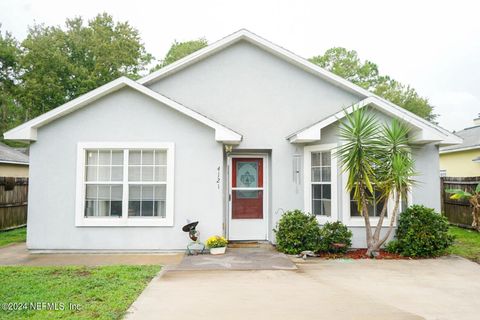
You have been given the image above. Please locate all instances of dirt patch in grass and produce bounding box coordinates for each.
[75,269,92,277]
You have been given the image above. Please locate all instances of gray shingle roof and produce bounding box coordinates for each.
[440,125,480,152]
[0,142,29,164]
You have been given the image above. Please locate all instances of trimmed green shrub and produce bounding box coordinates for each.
[318,221,352,253]
[385,239,400,253]
[386,205,454,257]
[274,210,321,254]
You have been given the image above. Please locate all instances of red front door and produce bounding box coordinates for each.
[231,158,263,219]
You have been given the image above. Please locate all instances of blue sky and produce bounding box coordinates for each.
[1,0,479,131]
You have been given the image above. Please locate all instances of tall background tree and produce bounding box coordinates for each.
[1,22,438,143]
[151,38,208,71]
[310,47,436,121]
[0,27,21,136]
[18,13,153,121]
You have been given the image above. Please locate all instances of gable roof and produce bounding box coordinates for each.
[287,96,462,146]
[3,29,460,148]
[440,125,480,153]
[0,142,29,165]
[138,29,372,98]
[3,77,242,144]
[139,29,460,147]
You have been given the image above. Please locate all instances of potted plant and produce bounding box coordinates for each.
[206,235,228,255]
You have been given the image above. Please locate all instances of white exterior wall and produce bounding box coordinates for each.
[26,40,443,250]
[304,119,441,248]
[148,40,362,241]
[27,88,224,250]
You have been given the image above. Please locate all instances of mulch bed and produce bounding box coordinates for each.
[317,249,409,260]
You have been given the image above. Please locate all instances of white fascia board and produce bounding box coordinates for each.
[0,160,29,165]
[139,29,460,147]
[440,145,480,154]
[4,77,128,141]
[138,31,245,85]
[374,95,460,142]
[368,97,461,145]
[288,97,459,145]
[289,129,321,144]
[138,29,373,98]
[4,77,242,144]
[128,80,242,143]
[288,98,372,143]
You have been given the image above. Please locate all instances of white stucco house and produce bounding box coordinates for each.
[4,30,461,251]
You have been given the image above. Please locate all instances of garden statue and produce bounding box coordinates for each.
[182,221,205,255]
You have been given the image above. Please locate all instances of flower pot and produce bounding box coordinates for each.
[210,246,226,255]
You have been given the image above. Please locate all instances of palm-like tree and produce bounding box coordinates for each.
[336,107,416,257]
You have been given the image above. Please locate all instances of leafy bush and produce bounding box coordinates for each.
[206,235,228,248]
[274,210,321,254]
[386,205,454,257]
[318,221,352,253]
[385,239,400,253]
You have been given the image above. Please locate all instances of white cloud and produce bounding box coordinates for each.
[432,91,479,131]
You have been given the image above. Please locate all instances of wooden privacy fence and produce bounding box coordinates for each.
[0,177,28,230]
[441,176,480,228]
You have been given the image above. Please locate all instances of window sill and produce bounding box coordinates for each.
[75,217,173,227]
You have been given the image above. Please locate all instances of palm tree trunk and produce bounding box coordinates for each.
[376,192,401,249]
[373,199,389,243]
[360,187,374,253]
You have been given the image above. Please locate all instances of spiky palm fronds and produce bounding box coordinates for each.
[335,107,381,213]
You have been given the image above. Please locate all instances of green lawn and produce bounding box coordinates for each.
[0,265,160,319]
[0,227,26,247]
[448,226,480,262]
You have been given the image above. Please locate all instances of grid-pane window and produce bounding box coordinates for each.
[128,185,166,217]
[84,150,124,217]
[85,184,123,217]
[84,148,168,219]
[128,150,167,182]
[311,151,331,216]
[350,188,386,217]
[128,150,167,217]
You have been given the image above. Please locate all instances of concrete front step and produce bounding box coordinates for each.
[227,241,273,249]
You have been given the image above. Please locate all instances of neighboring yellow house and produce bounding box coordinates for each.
[0,142,29,178]
[440,116,480,177]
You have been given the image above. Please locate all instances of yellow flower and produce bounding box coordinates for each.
[206,235,228,248]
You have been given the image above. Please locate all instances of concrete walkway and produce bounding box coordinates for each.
[0,243,183,266]
[176,247,297,270]
[126,256,480,320]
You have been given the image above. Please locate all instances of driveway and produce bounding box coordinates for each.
[126,256,480,320]
[0,243,183,266]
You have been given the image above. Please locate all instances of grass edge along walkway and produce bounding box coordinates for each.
[0,264,161,319]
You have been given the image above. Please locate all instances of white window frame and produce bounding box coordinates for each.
[304,143,338,224]
[75,142,174,227]
[341,170,412,227]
